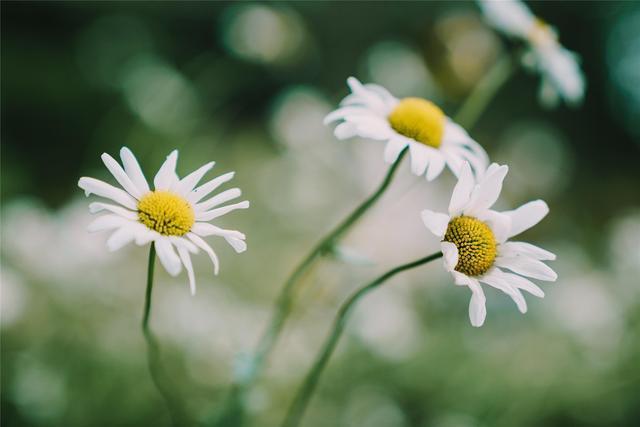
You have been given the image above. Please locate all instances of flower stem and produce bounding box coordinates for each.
[142,244,156,333]
[215,148,409,425]
[280,251,443,427]
[253,147,408,377]
[142,244,185,427]
[453,53,518,130]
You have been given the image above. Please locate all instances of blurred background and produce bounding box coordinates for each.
[2,1,640,426]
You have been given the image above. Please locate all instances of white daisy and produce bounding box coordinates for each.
[78,147,249,295]
[477,0,585,107]
[324,77,489,180]
[421,162,557,327]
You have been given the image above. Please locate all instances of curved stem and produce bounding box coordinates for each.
[281,251,443,427]
[251,147,409,382]
[214,148,409,426]
[453,53,518,130]
[142,244,185,427]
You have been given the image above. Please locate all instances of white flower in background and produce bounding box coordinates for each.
[78,147,249,294]
[421,162,557,327]
[477,0,586,107]
[324,77,489,181]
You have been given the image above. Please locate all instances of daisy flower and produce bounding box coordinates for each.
[477,0,585,107]
[324,77,489,180]
[421,162,557,327]
[78,147,249,295]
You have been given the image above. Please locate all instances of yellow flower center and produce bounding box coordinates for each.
[137,191,195,236]
[388,97,445,148]
[443,216,497,277]
[528,18,557,47]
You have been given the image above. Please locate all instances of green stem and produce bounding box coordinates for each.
[215,148,409,425]
[281,251,443,427]
[143,244,185,427]
[453,53,518,130]
[250,147,408,382]
[142,244,156,333]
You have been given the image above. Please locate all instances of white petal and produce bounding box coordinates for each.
[101,153,143,199]
[195,188,242,212]
[153,150,179,191]
[452,270,473,286]
[176,161,215,196]
[176,245,196,295]
[500,241,556,261]
[478,0,535,38]
[186,233,220,275]
[120,147,150,194]
[421,210,450,238]
[78,177,138,210]
[467,280,487,327]
[408,143,430,176]
[324,106,377,125]
[441,242,459,272]
[512,288,528,313]
[446,145,489,180]
[106,226,136,252]
[363,83,398,104]
[495,255,557,282]
[477,210,511,243]
[224,236,247,253]
[155,238,182,277]
[535,45,585,106]
[188,172,235,204]
[504,200,549,238]
[448,162,475,216]
[89,202,138,220]
[442,150,464,179]
[425,151,446,181]
[196,201,250,222]
[334,122,359,140]
[169,236,199,254]
[192,222,246,240]
[464,163,508,215]
[383,139,407,164]
[443,121,489,174]
[442,119,471,142]
[480,269,527,313]
[346,116,393,138]
[87,214,129,232]
[130,223,157,246]
[346,77,388,113]
[500,271,545,298]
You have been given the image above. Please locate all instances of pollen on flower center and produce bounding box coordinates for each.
[444,216,497,277]
[137,191,195,236]
[388,97,445,148]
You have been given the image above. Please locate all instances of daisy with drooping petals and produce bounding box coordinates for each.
[421,162,557,327]
[324,77,489,180]
[78,147,249,295]
[477,0,585,107]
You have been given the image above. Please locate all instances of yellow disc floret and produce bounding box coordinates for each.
[388,97,445,148]
[137,191,195,236]
[443,216,497,277]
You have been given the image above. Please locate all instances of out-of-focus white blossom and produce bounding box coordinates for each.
[478,0,586,107]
